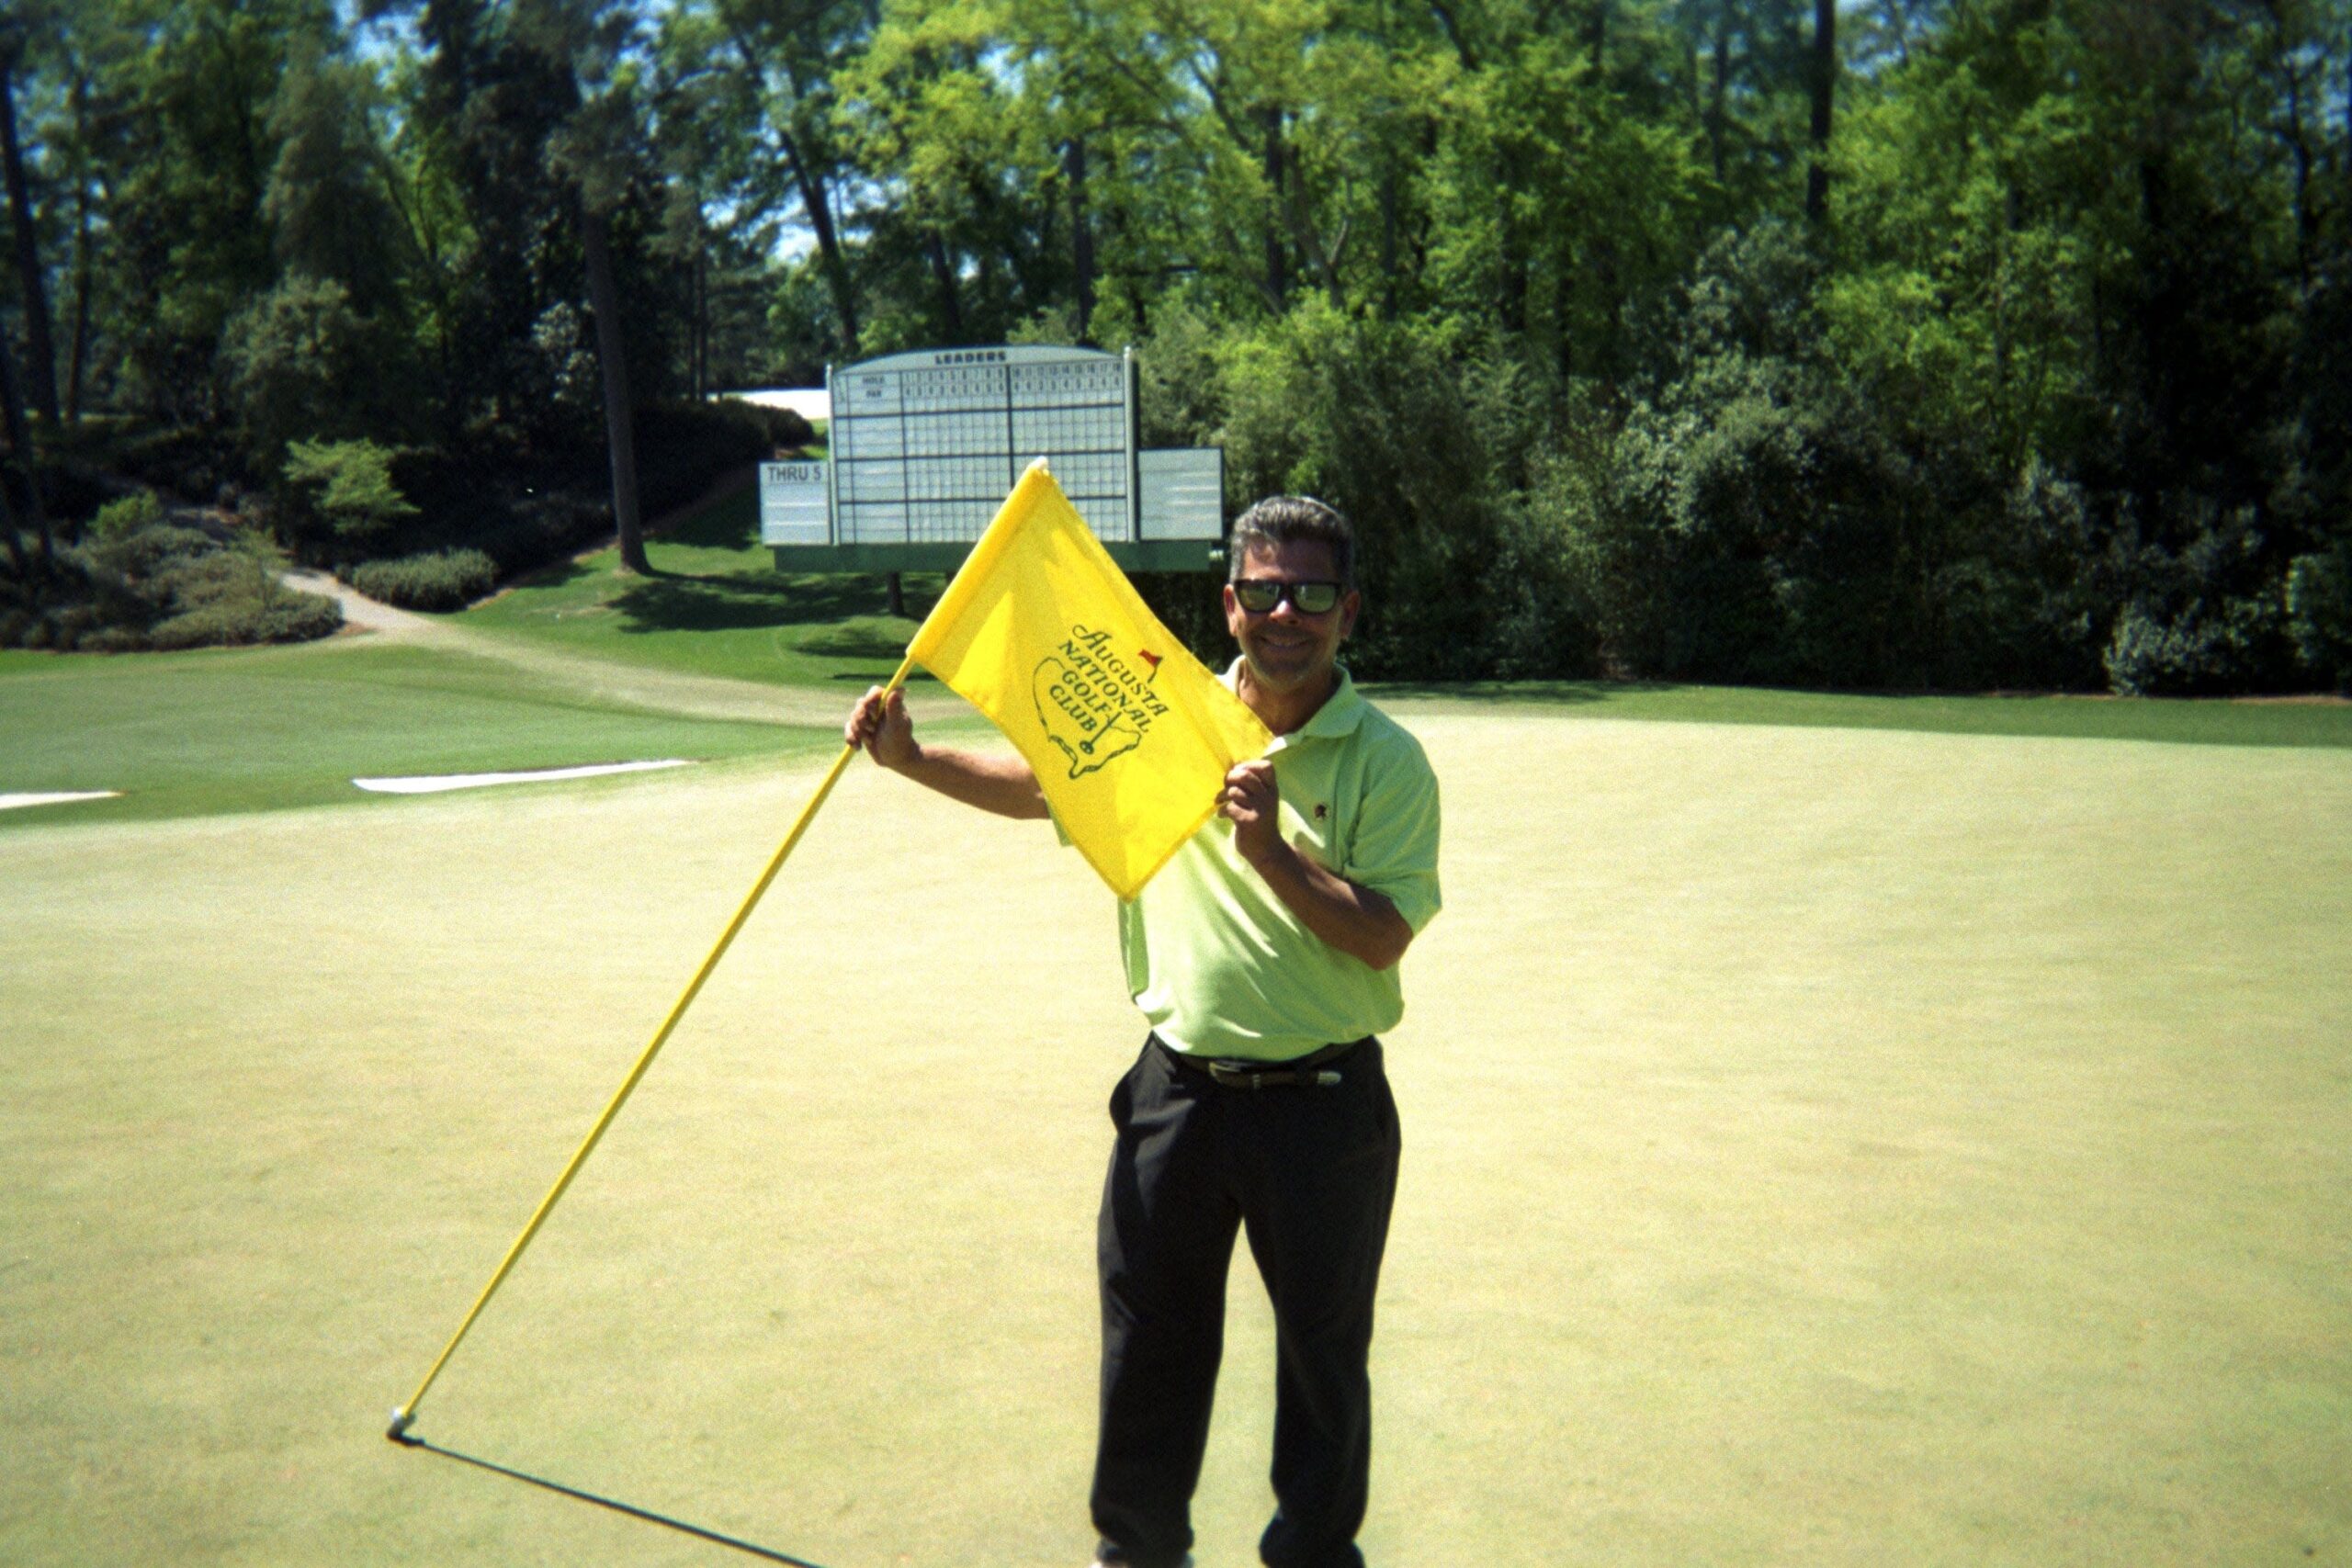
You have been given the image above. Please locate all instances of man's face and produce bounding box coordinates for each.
[1223,538,1360,696]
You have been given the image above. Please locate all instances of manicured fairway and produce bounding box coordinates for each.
[0,637,970,828]
[3,709,2346,1566]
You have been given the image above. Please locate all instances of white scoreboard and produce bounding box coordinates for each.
[758,345,1224,565]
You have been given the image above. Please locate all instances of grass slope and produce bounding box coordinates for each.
[458,485,944,690]
[2,720,2346,1565]
[0,640,831,827]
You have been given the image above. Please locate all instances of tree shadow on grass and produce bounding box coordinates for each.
[608,571,921,637]
[392,1430,832,1567]
[1366,679,1686,705]
[655,483,760,549]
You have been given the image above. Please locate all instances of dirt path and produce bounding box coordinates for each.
[278,568,960,729]
[282,569,433,636]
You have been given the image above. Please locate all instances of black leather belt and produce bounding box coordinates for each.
[1154,1034,1369,1090]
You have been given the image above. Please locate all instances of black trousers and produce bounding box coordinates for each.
[1091,1034,1401,1568]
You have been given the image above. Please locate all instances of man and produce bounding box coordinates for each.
[844,496,1441,1568]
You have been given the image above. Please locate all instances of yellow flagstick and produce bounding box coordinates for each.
[388,651,921,1442]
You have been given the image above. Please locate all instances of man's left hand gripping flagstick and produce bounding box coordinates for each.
[386,647,923,1444]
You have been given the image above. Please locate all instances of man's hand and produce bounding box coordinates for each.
[1218,760,1287,869]
[843,686,1049,819]
[846,686,919,772]
[1219,757,1415,971]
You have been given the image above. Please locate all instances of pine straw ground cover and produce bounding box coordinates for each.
[2,712,2347,1567]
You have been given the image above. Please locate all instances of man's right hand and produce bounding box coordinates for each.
[846,686,919,771]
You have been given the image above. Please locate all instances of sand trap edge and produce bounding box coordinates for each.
[352,760,694,795]
[0,791,124,812]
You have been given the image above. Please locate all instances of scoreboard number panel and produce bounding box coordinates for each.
[828,346,1137,546]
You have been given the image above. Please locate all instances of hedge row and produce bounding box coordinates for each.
[345,548,498,612]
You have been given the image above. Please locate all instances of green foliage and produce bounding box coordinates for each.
[3,512,343,652]
[145,550,348,650]
[2286,543,2352,693]
[1166,297,1590,680]
[6,0,2344,690]
[88,492,166,545]
[634,399,806,519]
[220,277,390,466]
[276,438,420,555]
[346,548,499,613]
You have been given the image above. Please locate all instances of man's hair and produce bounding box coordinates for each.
[1228,495,1355,587]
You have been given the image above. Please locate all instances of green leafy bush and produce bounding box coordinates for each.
[2286,543,2352,692]
[3,512,343,651]
[1204,299,1589,680]
[347,548,498,611]
[277,438,418,554]
[88,491,166,543]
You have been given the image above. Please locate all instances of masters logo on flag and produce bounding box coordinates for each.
[1034,628,1170,778]
[906,461,1270,898]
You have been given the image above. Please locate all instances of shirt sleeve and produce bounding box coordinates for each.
[1343,732,1442,934]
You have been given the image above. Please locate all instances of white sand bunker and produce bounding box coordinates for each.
[0,791,123,812]
[354,760,692,795]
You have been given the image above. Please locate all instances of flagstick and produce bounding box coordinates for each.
[390,652,921,1441]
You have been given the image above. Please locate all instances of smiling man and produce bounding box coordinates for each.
[845,495,1442,1568]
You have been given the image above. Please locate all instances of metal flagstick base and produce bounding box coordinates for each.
[388,653,919,1441]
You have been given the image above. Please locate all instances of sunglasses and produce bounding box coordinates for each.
[1231,578,1344,615]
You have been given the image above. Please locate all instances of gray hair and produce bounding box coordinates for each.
[1228,495,1355,587]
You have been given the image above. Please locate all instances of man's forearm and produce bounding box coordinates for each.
[1246,843,1414,971]
[890,744,1051,820]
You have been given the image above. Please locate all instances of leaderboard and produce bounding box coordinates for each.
[829,347,1136,545]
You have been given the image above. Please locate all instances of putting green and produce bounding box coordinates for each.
[1,714,2346,1565]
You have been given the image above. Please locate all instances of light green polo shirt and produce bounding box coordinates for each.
[1119,661,1442,1062]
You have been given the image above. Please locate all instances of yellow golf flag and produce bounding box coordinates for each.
[907,460,1271,899]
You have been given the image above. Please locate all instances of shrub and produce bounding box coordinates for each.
[347,548,498,611]
[147,534,345,649]
[3,521,343,652]
[149,589,344,649]
[277,438,418,554]
[88,491,166,544]
[76,625,151,653]
[84,521,217,584]
[2103,595,2290,697]
[2286,541,2352,692]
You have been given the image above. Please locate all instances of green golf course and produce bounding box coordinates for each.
[3,518,2347,1566]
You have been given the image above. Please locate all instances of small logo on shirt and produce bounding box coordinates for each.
[1314,802,1329,820]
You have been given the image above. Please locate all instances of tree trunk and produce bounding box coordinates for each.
[777,124,861,358]
[1066,136,1095,344]
[0,457,27,580]
[1261,107,1289,308]
[65,169,91,422]
[0,313,25,572]
[0,326,50,561]
[924,230,965,339]
[886,571,906,617]
[581,202,649,575]
[1498,152,1528,336]
[1805,0,1836,223]
[730,32,862,358]
[1709,6,1730,186]
[0,50,59,427]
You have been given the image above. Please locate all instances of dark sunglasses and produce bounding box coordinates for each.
[1231,578,1343,615]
